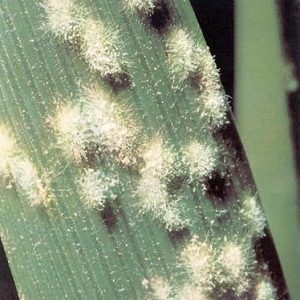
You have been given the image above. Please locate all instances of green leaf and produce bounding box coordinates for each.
[0,0,288,299]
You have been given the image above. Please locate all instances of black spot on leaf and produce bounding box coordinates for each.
[100,202,117,234]
[206,170,227,200]
[148,2,172,32]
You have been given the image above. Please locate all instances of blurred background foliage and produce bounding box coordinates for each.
[1,0,299,298]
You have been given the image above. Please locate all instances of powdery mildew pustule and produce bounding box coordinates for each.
[255,278,277,300]
[197,88,228,130]
[218,242,255,297]
[42,1,128,80]
[174,284,207,300]
[181,236,259,298]
[84,87,140,167]
[52,103,88,163]
[78,168,118,210]
[161,200,188,232]
[124,0,158,15]
[0,125,18,178]
[52,88,140,166]
[10,158,51,207]
[165,28,228,128]
[148,276,171,300]
[137,174,187,231]
[166,28,203,82]
[81,18,127,78]
[195,51,229,129]
[137,138,187,231]
[137,175,168,214]
[42,0,85,41]
[183,140,218,183]
[240,194,267,239]
[0,125,50,206]
[141,137,175,179]
[180,235,216,293]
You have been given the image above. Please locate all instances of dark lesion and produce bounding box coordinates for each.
[167,227,190,246]
[147,1,173,33]
[99,202,118,234]
[105,72,132,92]
[205,170,228,201]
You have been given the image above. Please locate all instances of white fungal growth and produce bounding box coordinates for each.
[182,237,256,297]
[197,89,228,129]
[141,138,175,179]
[42,2,127,78]
[218,242,253,296]
[124,0,157,14]
[53,103,88,163]
[0,125,18,178]
[255,278,277,300]
[181,236,216,292]
[148,276,171,300]
[222,243,245,278]
[52,88,139,166]
[196,51,229,129]
[162,200,188,232]
[78,168,118,210]
[165,28,228,128]
[81,18,125,77]
[84,87,140,166]
[166,28,203,82]
[183,141,217,182]
[137,138,187,231]
[138,175,168,212]
[137,175,187,231]
[175,284,207,300]
[241,195,267,239]
[42,0,84,41]
[0,125,50,206]
[10,158,50,207]
[199,92,228,127]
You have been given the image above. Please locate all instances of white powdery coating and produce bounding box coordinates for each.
[78,168,118,210]
[255,279,277,300]
[0,125,50,206]
[167,30,228,130]
[0,125,18,178]
[162,200,188,232]
[196,52,229,129]
[198,90,228,129]
[181,236,216,292]
[183,239,255,297]
[222,244,245,278]
[125,0,157,14]
[10,158,50,206]
[218,243,252,296]
[85,88,139,166]
[42,0,83,40]
[53,104,89,163]
[53,88,139,166]
[137,138,187,231]
[184,141,217,181]
[141,138,175,179]
[138,175,168,212]
[166,28,203,81]
[175,284,207,300]
[81,19,124,77]
[149,276,171,300]
[137,175,187,231]
[165,28,228,128]
[241,195,266,238]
